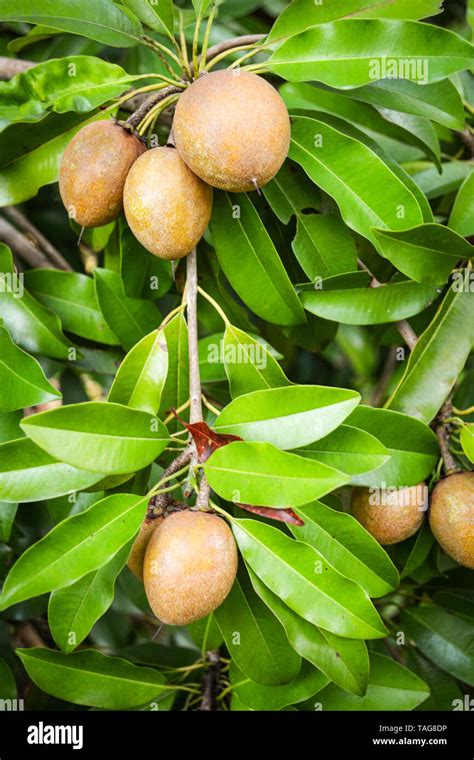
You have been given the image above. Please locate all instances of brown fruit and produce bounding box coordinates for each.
[123,147,213,260]
[127,516,162,580]
[173,70,291,192]
[59,120,145,227]
[143,510,238,625]
[351,484,427,545]
[429,471,474,569]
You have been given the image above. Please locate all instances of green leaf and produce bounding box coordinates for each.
[123,0,174,35]
[400,521,435,579]
[262,161,319,225]
[402,606,474,686]
[0,0,142,47]
[108,329,168,415]
[0,659,16,699]
[17,648,169,709]
[461,424,474,463]
[214,385,360,449]
[289,116,424,247]
[413,162,472,200]
[0,110,109,205]
[268,0,444,42]
[408,650,464,711]
[0,245,72,359]
[49,545,130,653]
[120,226,172,301]
[292,213,358,281]
[289,501,399,597]
[223,324,290,397]
[25,269,119,345]
[0,325,61,412]
[232,660,328,711]
[94,268,161,351]
[192,0,212,16]
[204,441,349,508]
[449,172,474,238]
[214,573,301,686]
[232,518,387,639]
[300,274,436,326]
[296,424,390,479]
[316,653,429,710]
[158,312,188,420]
[0,502,17,542]
[0,56,135,130]
[347,406,439,487]
[387,282,474,422]
[210,192,306,327]
[0,493,147,608]
[345,78,465,131]
[248,568,369,695]
[372,224,473,284]
[0,438,103,503]
[269,21,474,87]
[21,402,169,475]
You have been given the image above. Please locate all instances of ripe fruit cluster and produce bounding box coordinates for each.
[128,510,238,625]
[59,70,290,260]
[351,473,474,569]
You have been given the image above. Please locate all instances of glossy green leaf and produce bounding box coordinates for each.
[316,653,429,710]
[0,502,17,542]
[17,648,170,709]
[21,402,169,474]
[120,226,173,301]
[25,269,119,345]
[449,172,474,238]
[205,441,349,508]
[214,573,301,686]
[402,606,474,686]
[387,282,474,422]
[0,438,103,503]
[296,424,389,478]
[400,521,435,579]
[345,77,465,131]
[461,424,474,463]
[293,213,358,281]
[0,325,61,412]
[249,568,369,695]
[210,192,306,327]
[347,406,439,487]
[408,650,463,711]
[268,0,444,42]
[232,660,328,711]
[214,385,360,449]
[289,117,424,247]
[94,268,161,351]
[269,21,474,87]
[262,161,319,224]
[0,110,109,205]
[301,274,436,325]
[108,329,168,415]
[0,0,142,47]
[0,493,147,608]
[373,224,473,284]
[413,162,472,199]
[223,324,289,397]
[0,245,72,359]
[289,501,399,597]
[123,0,174,35]
[232,518,387,639]
[0,659,16,699]
[49,545,130,653]
[158,312,188,420]
[0,56,135,129]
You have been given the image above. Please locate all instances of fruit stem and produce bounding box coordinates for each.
[228,46,268,69]
[198,0,219,76]
[192,12,203,80]
[178,10,192,80]
[197,285,230,326]
[126,85,183,130]
[136,93,180,136]
[148,463,192,497]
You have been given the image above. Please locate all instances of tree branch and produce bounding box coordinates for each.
[186,248,203,425]
[199,650,221,711]
[361,260,419,351]
[0,216,51,268]
[125,85,182,130]
[435,398,462,476]
[3,206,72,271]
[0,55,35,80]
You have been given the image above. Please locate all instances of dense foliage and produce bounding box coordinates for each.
[0,0,473,712]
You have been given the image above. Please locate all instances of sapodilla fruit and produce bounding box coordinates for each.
[59,120,145,227]
[127,516,162,580]
[123,146,213,260]
[429,471,474,569]
[173,70,291,192]
[351,484,427,545]
[143,510,238,625]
